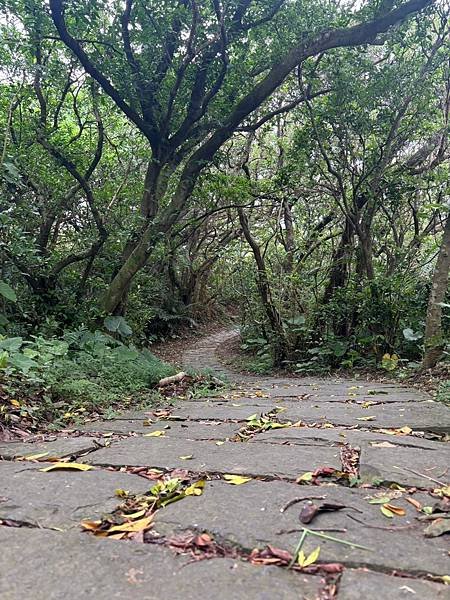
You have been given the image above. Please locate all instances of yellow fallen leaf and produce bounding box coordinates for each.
[108,532,127,540]
[398,426,412,435]
[80,520,102,531]
[441,576,450,585]
[434,486,450,498]
[185,480,205,496]
[322,423,334,429]
[223,474,252,485]
[361,401,376,408]
[108,515,153,533]
[115,489,129,497]
[124,509,147,520]
[356,416,376,421]
[40,462,93,472]
[18,452,50,461]
[296,472,313,483]
[298,546,321,567]
[10,399,21,407]
[179,455,193,460]
[144,430,166,437]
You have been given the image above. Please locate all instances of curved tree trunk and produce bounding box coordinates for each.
[422,212,450,370]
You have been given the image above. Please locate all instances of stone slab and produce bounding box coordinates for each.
[248,427,449,487]
[0,461,150,528]
[140,399,450,433]
[338,569,450,599]
[361,446,450,488]
[155,480,450,576]
[0,436,103,461]
[0,528,321,600]
[250,426,445,451]
[79,420,240,440]
[86,436,340,478]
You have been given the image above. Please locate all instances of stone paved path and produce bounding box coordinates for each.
[1,330,450,599]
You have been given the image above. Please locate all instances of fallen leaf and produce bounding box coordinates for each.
[356,416,376,421]
[434,486,450,498]
[369,497,392,505]
[380,506,394,518]
[223,474,252,485]
[108,515,153,533]
[144,430,166,437]
[299,503,320,524]
[40,462,93,472]
[18,452,50,461]
[361,401,377,408]
[80,520,102,531]
[115,489,129,497]
[298,546,321,568]
[383,503,406,516]
[184,480,205,496]
[370,441,397,448]
[322,423,335,429]
[179,455,193,460]
[124,509,147,520]
[10,399,21,408]
[406,498,422,511]
[296,472,313,483]
[398,426,412,435]
[215,441,225,446]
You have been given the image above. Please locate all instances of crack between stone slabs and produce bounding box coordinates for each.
[0,518,68,533]
[93,463,434,493]
[248,438,442,451]
[0,441,118,464]
[105,415,450,439]
[149,522,449,583]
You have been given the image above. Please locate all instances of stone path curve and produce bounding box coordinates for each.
[1,329,450,599]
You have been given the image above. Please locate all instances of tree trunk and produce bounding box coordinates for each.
[238,208,289,364]
[422,212,450,370]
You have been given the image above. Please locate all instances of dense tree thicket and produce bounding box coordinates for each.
[1,0,449,391]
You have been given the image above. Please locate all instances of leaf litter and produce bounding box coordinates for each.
[80,475,205,541]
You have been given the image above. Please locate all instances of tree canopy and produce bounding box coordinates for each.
[1,0,449,382]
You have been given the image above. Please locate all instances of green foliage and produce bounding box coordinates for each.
[0,329,175,430]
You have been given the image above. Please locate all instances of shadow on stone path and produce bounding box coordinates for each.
[1,329,450,599]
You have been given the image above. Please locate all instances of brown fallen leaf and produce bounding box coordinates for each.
[406,498,422,511]
[383,503,406,516]
[299,503,320,524]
